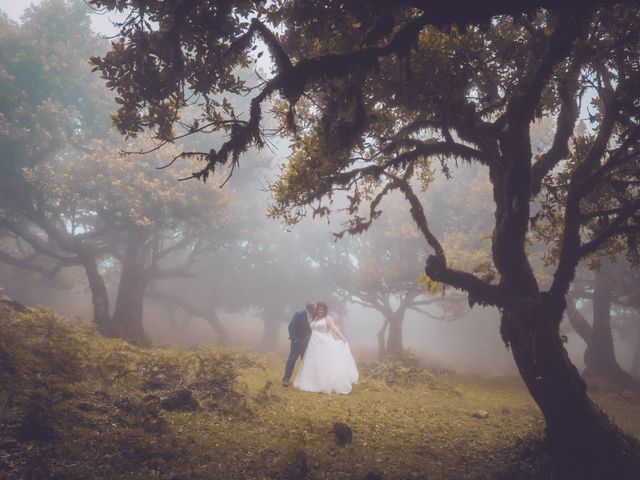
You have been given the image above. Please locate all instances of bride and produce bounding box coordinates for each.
[293,302,359,394]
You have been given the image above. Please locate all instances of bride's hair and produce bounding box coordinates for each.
[316,302,328,314]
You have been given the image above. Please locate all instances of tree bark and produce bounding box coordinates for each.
[377,319,389,359]
[111,228,150,343]
[81,255,113,336]
[386,314,404,356]
[491,130,638,471]
[501,296,630,455]
[583,268,629,380]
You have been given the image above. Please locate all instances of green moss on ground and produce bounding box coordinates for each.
[1,301,639,479]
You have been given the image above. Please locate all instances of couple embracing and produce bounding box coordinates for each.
[282,302,359,394]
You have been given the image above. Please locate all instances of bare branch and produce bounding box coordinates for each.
[500,11,588,127]
[549,89,620,299]
[530,58,582,196]
[388,171,504,307]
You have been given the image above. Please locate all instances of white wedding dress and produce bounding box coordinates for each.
[293,315,359,394]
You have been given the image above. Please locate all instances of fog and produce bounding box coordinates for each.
[1,0,638,382]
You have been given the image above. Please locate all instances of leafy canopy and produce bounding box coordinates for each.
[90,1,640,311]
[0,0,111,175]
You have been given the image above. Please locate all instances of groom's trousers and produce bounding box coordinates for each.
[283,339,306,382]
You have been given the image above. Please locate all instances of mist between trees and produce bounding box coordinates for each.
[0,0,515,373]
[2,0,640,476]
[2,0,637,378]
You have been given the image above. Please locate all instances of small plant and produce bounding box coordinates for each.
[360,350,446,387]
[187,352,252,417]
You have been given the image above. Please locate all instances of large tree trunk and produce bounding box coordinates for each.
[583,268,629,380]
[386,314,404,356]
[503,298,606,437]
[377,320,389,359]
[112,229,150,343]
[501,294,638,475]
[492,133,638,473]
[81,255,113,336]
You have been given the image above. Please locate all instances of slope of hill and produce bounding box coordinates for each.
[1,297,639,479]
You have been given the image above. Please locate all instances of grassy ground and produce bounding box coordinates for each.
[1,301,640,479]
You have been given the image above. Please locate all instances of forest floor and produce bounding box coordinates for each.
[1,301,640,480]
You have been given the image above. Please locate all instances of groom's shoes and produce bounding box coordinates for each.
[282,380,289,387]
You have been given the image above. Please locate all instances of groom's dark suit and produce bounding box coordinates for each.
[282,308,312,384]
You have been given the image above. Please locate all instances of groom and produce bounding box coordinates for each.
[282,302,316,387]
